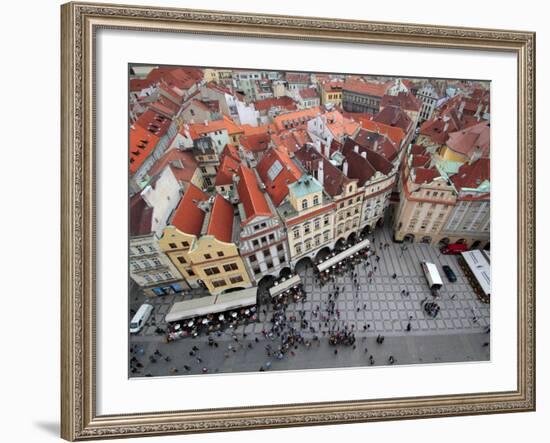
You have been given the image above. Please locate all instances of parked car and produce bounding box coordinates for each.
[442,265,457,283]
[440,243,468,255]
[130,304,153,334]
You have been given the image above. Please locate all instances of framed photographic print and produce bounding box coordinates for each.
[61,1,536,440]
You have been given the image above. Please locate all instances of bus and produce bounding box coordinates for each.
[420,261,443,293]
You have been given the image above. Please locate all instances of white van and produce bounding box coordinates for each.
[130,304,153,334]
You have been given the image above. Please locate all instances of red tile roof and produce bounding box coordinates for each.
[215,154,240,187]
[419,114,462,145]
[451,158,490,191]
[270,130,311,154]
[129,124,160,174]
[353,129,399,162]
[372,106,412,133]
[286,73,310,83]
[411,154,430,168]
[343,79,390,97]
[446,121,490,159]
[147,67,203,91]
[254,96,297,112]
[147,148,198,182]
[322,81,344,93]
[237,164,272,225]
[207,194,235,243]
[412,167,439,185]
[273,107,320,131]
[134,109,171,137]
[381,92,421,112]
[359,119,405,146]
[171,184,208,236]
[240,133,271,153]
[299,88,319,99]
[257,146,303,206]
[188,115,243,139]
[294,146,350,197]
[221,143,240,162]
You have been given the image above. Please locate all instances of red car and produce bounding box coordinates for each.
[440,243,468,255]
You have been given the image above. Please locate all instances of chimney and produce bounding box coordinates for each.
[318,160,324,186]
[354,145,359,153]
[469,146,482,164]
[343,160,349,176]
[361,151,367,159]
[373,139,379,151]
[204,120,209,126]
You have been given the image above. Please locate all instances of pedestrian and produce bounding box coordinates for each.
[388,355,395,364]
[406,323,411,332]
[392,273,397,279]
[334,349,338,355]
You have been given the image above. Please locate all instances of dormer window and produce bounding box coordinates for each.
[302,199,308,210]
[313,195,319,206]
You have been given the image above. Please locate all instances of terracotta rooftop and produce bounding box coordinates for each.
[257,146,303,206]
[359,119,405,146]
[381,92,421,112]
[324,111,361,140]
[270,129,311,154]
[446,121,490,159]
[215,154,241,187]
[240,132,271,153]
[353,129,399,162]
[299,88,319,99]
[147,148,198,183]
[286,73,310,83]
[187,115,243,139]
[372,106,412,133]
[134,109,171,138]
[412,167,440,185]
[254,96,297,112]
[341,139,394,186]
[129,124,160,174]
[419,113,462,145]
[237,164,272,225]
[170,184,209,236]
[294,145,351,197]
[273,107,320,131]
[450,158,490,191]
[322,81,344,93]
[343,79,390,97]
[207,194,235,243]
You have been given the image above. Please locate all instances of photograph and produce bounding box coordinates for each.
[127,66,491,378]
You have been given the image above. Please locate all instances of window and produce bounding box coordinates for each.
[217,251,224,257]
[252,239,259,247]
[223,263,239,272]
[144,275,153,283]
[204,254,212,260]
[261,223,267,228]
[304,223,311,234]
[323,231,330,241]
[177,256,186,264]
[163,272,172,280]
[302,199,308,210]
[249,254,257,263]
[305,240,312,250]
[212,279,226,288]
[266,262,274,270]
[324,216,329,226]
[181,241,189,248]
[293,229,300,239]
[295,243,303,254]
[268,233,275,241]
[187,269,195,276]
[253,267,261,274]
[314,219,321,230]
[169,243,177,249]
[277,244,284,252]
[230,275,244,284]
[204,267,221,276]
[263,249,271,257]
[313,195,319,206]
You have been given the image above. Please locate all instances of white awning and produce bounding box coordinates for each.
[213,287,258,312]
[269,274,302,297]
[165,287,258,323]
[461,250,491,296]
[165,296,217,323]
[317,239,370,272]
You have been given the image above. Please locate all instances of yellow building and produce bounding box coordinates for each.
[160,187,252,295]
[321,81,343,107]
[187,194,251,295]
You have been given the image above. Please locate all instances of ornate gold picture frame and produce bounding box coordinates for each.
[61,1,535,440]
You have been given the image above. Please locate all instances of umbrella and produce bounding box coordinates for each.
[174,324,181,330]
[187,320,194,327]
[218,314,225,321]
[231,312,238,318]
[245,309,250,315]
[202,318,209,324]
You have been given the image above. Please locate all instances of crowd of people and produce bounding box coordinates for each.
[315,237,371,285]
[167,305,258,341]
